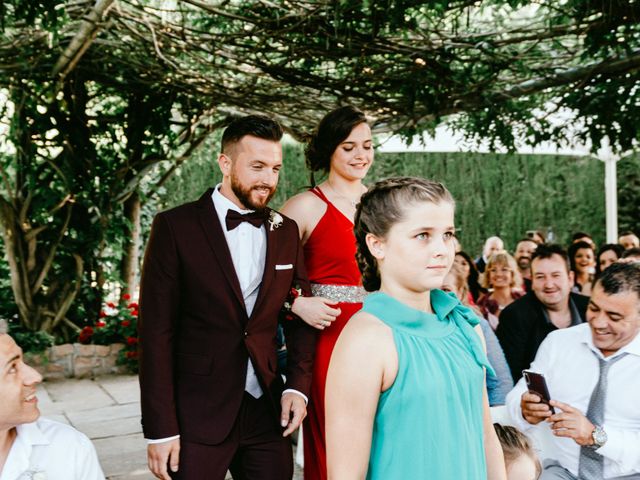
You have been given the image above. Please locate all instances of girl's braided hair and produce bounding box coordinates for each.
[354,176,454,292]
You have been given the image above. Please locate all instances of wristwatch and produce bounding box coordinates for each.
[591,425,608,449]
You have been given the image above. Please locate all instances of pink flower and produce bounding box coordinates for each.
[99,311,107,318]
[126,336,138,346]
[123,293,131,301]
[107,302,116,308]
[120,320,131,327]
[96,320,106,328]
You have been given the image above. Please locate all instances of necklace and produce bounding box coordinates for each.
[325,180,360,208]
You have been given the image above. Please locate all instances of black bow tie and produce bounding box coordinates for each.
[225,209,267,231]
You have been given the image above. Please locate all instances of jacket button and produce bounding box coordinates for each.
[244,331,248,337]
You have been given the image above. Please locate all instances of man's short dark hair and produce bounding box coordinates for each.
[221,115,283,154]
[571,231,592,242]
[517,238,538,247]
[531,243,570,272]
[621,247,640,259]
[619,230,637,237]
[597,262,640,303]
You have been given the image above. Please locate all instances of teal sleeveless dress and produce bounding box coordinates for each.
[364,290,493,480]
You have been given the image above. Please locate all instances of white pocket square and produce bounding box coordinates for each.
[275,264,293,270]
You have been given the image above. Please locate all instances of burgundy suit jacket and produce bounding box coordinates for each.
[138,189,317,444]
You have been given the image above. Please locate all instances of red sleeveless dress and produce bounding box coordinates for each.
[303,187,363,480]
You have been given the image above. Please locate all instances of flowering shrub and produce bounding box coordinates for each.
[78,293,139,373]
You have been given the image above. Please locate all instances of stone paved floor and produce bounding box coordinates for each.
[37,375,303,480]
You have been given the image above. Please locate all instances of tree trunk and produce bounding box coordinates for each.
[120,191,141,297]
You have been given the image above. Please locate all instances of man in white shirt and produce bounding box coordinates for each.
[0,332,105,480]
[506,261,640,479]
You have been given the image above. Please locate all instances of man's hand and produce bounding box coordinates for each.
[547,399,595,446]
[291,296,341,330]
[148,439,180,480]
[281,391,307,437]
[521,391,553,425]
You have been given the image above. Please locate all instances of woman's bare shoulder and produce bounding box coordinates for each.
[282,189,323,209]
[281,190,327,239]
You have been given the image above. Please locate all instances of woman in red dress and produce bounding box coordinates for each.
[281,106,373,480]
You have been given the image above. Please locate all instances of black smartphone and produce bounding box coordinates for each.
[522,370,555,414]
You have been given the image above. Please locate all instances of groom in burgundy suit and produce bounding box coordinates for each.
[139,115,319,479]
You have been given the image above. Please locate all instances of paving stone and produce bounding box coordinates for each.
[42,378,114,411]
[74,415,142,440]
[36,383,65,416]
[41,413,70,425]
[95,345,111,357]
[93,433,149,478]
[66,402,140,425]
[107,469,155,480]
[51,343,74,357]
[96,374,140,404]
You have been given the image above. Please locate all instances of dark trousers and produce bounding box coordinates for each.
[171,393,293,480]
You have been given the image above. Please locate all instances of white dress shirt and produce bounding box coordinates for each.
[506,323,640,478]
[212,185,267,399]
[0,418,105,480]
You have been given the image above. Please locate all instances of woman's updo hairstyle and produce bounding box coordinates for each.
[305,106,368,185]
[354,176,454,292]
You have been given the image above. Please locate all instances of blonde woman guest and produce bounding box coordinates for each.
[281,106,372,480]
[325,177,506,480]
[477,251,524,330]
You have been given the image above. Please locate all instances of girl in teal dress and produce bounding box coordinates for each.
[325,177,507,480]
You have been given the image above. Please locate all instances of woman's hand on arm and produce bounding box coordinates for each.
[325,313,395,480]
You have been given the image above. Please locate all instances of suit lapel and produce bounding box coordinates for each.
[251,211,278,320]
[196,189,245,310]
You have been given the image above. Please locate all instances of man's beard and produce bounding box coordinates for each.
[230,174,276,212]
[517,258,530,270]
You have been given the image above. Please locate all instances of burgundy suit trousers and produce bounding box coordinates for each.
[170,393,294,480]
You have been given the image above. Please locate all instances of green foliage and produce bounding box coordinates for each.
[8,322,54,354]
[1,0,638,338]
[617,154,640,235]
[372,151,605,254]
[158,135,221,210]
[157,141,606,256]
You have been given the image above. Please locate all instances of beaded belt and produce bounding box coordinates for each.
[310,284,368,304]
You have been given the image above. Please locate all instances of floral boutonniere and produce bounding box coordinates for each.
[268,211,283,231]
[19,469,46,480]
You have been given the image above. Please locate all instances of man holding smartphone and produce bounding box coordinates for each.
[505,261,640,479]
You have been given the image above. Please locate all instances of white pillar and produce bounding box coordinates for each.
[598,138,619,244]
[604,156,618,244]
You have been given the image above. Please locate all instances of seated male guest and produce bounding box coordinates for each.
[0,332,105,479]
[506,262,640,479]
[496,244,588,382]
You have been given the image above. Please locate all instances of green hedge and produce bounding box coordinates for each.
[157,143,639,257]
